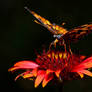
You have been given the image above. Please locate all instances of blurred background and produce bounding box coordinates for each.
[0,0,92,92]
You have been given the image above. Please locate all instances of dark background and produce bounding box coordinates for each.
[0,0,92,92]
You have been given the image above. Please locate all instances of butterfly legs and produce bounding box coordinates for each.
[68,44,73,55]
[49,38,73,55]
[49,38,67,52]
[49,39,59,51]
[61,38,73,55]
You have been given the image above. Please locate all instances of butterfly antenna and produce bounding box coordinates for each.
[24,6,39,17]
[24,7,31,13]
[24,7,36,16]
[24,7,42,24]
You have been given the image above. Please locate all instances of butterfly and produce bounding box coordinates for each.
[25,7,92,53]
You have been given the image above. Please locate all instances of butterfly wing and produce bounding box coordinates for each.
[25,7,68,35]
[62,23,92,42]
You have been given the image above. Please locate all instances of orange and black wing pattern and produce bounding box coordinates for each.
[62,23,92,42]
[25,7,92,44]
[24,7,68,35]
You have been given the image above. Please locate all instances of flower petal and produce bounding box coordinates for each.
[8,67,18,72]
[14,61,39,68]
[82,57,92,63]
[46,69,54,74]
[15,72,28,81]
[32,68,38,77]
[35,70,46,88]
[78,70,92,77]
[55,69,61,78]
[72,57,92,72]
[15,73,23,81]
[8,61,39,71]
[42,73,53,87]
[77,72,84,78]
[80,55,86,60]
[79,57,92,69]
[23,73,33,79]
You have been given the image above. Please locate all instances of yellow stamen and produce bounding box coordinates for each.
[52,52,55,59]
[59,53,62,59]
[47,54,51,58]
[63,53,67,59]
[55,54,58,60]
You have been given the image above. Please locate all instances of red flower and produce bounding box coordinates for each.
[8,50,92,87]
